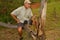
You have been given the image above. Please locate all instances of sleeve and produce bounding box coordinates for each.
[11,7,21,16]
[29,9,33,18]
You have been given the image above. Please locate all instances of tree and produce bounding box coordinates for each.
[37,0,47,40]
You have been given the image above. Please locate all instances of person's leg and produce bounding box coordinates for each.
[17,27,22,38]
[17,23,23,40]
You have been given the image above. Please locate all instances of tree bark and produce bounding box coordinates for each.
[0,22,17,28]
[38,0,47,40]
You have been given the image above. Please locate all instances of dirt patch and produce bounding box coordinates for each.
[46,29,60,40]
[31,3,40,9]
[0,27,32,40]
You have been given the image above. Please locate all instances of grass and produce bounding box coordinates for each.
[46,1,60,30]
[0,1,60,40]
[46,1,60,40]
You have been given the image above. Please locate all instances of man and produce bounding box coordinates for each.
[10,0,35,40]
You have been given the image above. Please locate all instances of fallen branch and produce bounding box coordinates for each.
[0,22,36,40]
[0,22,17,28]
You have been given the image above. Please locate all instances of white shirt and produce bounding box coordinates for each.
[11,6,33,23]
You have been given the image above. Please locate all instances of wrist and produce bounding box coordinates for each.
[16,19,20,23]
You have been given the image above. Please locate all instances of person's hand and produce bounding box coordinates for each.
[31,15,38,27]
[31,15,37,25]
[17,21,20,23]
[16,19,20,23]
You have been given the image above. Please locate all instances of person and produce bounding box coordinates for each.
[10,0,36,40]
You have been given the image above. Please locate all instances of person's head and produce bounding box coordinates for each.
[24,0,31,9]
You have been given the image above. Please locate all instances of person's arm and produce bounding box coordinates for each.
[10,7,21,23]
[29,9,38,26]
[31,15,37,25]
[10,14,20,23]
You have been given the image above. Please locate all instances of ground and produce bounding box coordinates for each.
[0,26,60,40]
[31,3,40,9]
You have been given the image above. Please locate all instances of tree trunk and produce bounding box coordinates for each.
[38,0,47,40]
